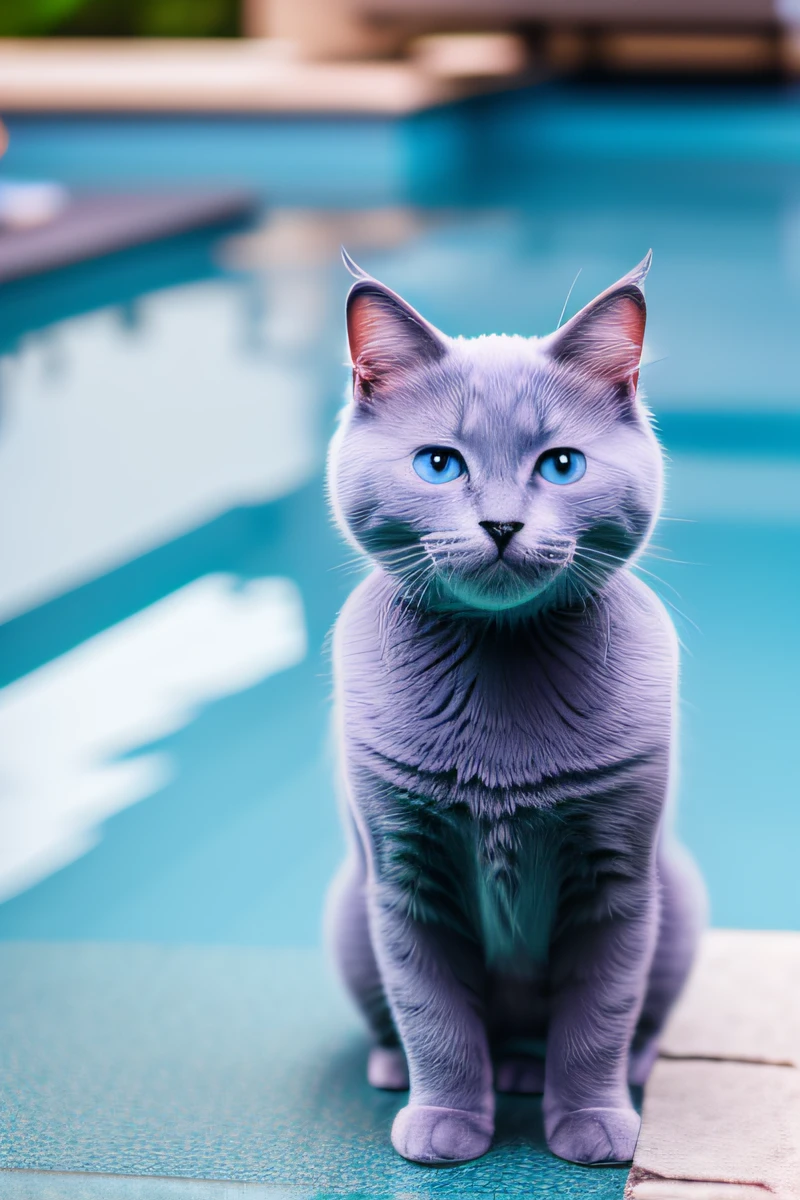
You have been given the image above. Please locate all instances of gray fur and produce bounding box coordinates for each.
[326,253,706,1167]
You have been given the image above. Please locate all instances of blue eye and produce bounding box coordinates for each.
[413,447,466,485]
[537,448,586,485]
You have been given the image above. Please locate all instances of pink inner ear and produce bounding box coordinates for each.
[606,295,646,387]
[347,292,415,379]
[347,294,385,371]
[568,293,646,387]
[346,286,445,386]
[617,295,646,350]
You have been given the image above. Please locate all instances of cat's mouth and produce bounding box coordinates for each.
[418,534,576,613]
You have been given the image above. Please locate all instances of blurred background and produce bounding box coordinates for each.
[0,2,799,1195]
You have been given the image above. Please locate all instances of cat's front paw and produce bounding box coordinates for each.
[391,1104,493,1164]
[545,1105,640,1165]
[367,1045,409,1090]
[494,1054,545,1094]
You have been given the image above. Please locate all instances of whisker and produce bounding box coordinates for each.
[639,355,670,371]
[652,595,701,638]
[557,267,582,329]
[577,545,687,601]
[575,548,701,635]
[641,549,702,567]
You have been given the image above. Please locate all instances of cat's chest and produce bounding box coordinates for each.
[475,812,561,966]
[350,609,622,804]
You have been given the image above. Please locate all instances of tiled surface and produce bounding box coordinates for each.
[661,930,800,1068]
[5,934,799,1198]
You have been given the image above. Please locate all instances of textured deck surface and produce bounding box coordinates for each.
[0,942,627,1198]
[1,933,798,1198]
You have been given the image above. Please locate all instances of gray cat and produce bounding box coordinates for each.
[326,250,706,1168]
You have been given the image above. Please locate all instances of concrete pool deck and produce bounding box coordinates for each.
[0,930,797,1199]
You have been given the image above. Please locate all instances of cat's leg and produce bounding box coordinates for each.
[545,899,654,1164]
[544,793,662,1166]
[355,775,494,1165]
[377,913,493,1164]
[495,1053,546,1094]
[489,972,548,1095]
[326,851,408,1090]
[629,837,707,1086]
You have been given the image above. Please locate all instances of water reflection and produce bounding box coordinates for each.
[0,575,306,903]
[0,174,799,940]
[0,272,329,622]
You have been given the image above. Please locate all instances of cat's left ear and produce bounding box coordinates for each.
[343,248,447,402]
[543,252,651,394]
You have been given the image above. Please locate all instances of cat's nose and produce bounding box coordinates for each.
[479,520,524,554]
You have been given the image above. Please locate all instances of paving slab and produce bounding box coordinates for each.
[628,1059,800,1199]
[630,930,800,1200]
[660,929,800,1068]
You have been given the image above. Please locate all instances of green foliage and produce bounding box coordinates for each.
[0,0,240,37]
[134,0,239,37]
[0,0,87,37]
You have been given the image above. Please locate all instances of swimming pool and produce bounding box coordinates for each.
[1,85,799,1195]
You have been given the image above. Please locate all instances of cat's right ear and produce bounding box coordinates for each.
[541,253,651,395]
[343,250,447,403]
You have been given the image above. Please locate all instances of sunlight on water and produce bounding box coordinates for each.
[0,574,306,902]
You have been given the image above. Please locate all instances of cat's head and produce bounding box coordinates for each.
[328,251,663,615]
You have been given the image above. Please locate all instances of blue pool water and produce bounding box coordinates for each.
[0,86,799,1195]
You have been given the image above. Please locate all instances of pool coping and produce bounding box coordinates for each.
[0,39,529,115]
[628,929,800,1199]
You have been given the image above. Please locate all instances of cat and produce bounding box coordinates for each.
[325,249,707,1168]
